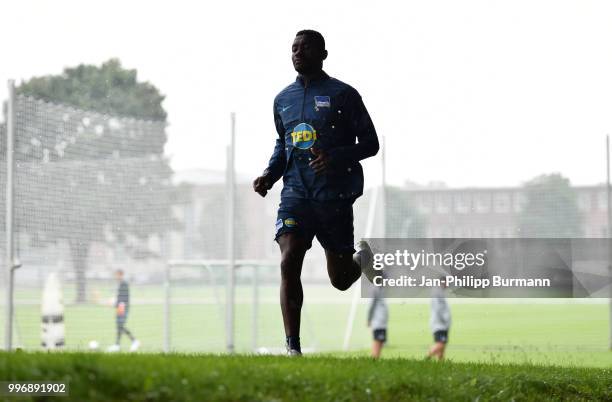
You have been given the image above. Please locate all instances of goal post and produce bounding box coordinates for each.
[164,259,277,353]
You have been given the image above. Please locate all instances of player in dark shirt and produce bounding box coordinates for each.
[107,269,140,352]
[253,30,379,355]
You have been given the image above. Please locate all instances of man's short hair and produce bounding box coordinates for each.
[296,29,325,50]
[116,269,124,275]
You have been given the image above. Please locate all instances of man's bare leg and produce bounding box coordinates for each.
[427,342,446,360]
[436,342,446,360]
[325,250,362,291]
[371,340,383,358]
[277,233,308,354]
[427,344,437,359]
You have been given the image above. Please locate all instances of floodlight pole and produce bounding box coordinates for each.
[226,113,236,353]
[5,80,16,351]
[607,135,612,350]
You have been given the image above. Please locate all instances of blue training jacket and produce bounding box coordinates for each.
[263,71,379,201]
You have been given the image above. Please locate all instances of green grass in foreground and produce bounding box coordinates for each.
[0,352,610,401]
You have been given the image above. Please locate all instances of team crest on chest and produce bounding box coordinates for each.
[314,96,331,111]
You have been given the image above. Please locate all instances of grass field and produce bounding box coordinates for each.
[4,284,611,368]
[0,352,610,401]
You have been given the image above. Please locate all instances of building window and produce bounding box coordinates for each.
[577,192,592,212]
[454,193,470,213]
[513,192,527,213]
[598,191,608,211]
[493,193,511,213]
[435,194,450,214]
[475,193,491,213]
[417,194,432,214]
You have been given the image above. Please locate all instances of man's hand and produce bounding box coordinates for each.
[309,147,330,175]
[253,175,272,197]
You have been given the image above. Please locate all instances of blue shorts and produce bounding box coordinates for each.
[434,330,449,344]
[373,328,387,343]
[275,197,356,254]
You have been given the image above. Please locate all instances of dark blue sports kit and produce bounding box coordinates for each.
[264,71,379,253]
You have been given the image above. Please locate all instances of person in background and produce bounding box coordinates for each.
[427,277,451,360]
[367,284,388,358]
[107,269,140,352]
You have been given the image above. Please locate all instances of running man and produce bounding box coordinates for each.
[253,30,379,355]
[107,269,140,352]
[427,277,451,360]
[367,284,388,358]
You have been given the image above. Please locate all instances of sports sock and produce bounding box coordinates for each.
[286,336,301,352]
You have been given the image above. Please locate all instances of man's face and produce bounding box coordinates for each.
[292,34,325,74]
[115,271,123,281]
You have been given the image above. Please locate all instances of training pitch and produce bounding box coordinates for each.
[5,284,611,368]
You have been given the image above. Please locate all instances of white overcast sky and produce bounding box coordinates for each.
[1,0,611,188]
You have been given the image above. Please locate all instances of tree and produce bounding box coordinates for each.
[3,59,176,302]
[518,173,582,237]
[17,59,166,120]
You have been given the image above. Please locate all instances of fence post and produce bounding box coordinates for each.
[4,80,16,351]
[606,135,612,350]
[226,113,236,353]
[252,265,258,351]
[163,262,171,352]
